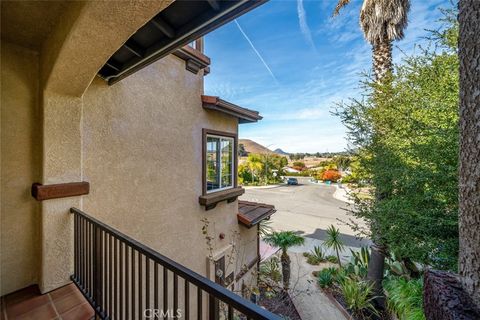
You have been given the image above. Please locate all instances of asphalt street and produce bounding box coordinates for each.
[241,177,370,248]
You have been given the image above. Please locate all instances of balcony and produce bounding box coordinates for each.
[68,208,280,320]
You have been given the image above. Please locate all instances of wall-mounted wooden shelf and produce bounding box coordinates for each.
[31,181,89,201]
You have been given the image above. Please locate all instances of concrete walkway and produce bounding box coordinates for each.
[288,252,347,320]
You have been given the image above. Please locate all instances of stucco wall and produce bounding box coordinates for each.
[1,42,41,295]
[82,54,250,278]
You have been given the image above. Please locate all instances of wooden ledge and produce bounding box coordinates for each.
[31,182,89,201]
[199,187,245,211]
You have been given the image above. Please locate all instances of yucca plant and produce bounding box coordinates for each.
[263,231,304,290]
[323,225,345,267]
[260,257,282,283]
[350,247,370,269]
[340,277,379,319]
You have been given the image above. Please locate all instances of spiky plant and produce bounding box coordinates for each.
[263,231,305,291]
[323,225,345,267]
[334,0,410,81]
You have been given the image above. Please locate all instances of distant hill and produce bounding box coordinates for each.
[273,148,289,156]
[239,139,274,155]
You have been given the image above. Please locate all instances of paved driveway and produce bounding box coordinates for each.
[241,177,370,248]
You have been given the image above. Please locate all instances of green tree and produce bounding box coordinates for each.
[323,225,345,267]
[263,231,305,291]
[335,9,459,271]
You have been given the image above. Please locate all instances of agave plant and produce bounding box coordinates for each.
[260,257,282,283]
[317,267,337,289]
[323,225,345,267]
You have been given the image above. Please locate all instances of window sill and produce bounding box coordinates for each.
[199,187,245,211]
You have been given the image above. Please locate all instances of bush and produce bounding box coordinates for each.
[304,246,326,265]
[384,277,425,320]
[317,267,336,288]
[322,169,341,182]
[326,255,339,263]
[340,278,378,319]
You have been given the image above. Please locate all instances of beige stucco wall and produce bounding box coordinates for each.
[1,42,42,295]
[81,54,253,279]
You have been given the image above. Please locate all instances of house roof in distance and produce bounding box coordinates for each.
[237,200,276,228]
[202,95,263,123]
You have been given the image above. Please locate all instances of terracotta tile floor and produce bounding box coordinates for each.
[1,283,94,320]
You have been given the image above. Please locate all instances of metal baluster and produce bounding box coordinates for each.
[164,268,168,319]
[228,305,233,320]
[125,245,129,320]
[208,295,215,320]
[118,241,125,320]
[109,234,113,318]
[197,288,202,320]
[154,263,159,312]
[174,274,178,319]
[132,249,135,320]
[184,280,190,320]
[103,231,108,316]
[114,237,118,319]
[139,254,143,320]
[146,257,150,315]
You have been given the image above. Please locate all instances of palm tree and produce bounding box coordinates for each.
[334,0,410,82]
[333,0,410,307]
[323,225,345,267]
[263,231,305,291]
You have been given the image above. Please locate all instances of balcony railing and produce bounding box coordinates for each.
[70,207,279,320]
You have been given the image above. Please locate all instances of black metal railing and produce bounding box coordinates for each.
[71,207,279,320]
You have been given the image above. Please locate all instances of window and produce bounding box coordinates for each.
[203,130,237,194]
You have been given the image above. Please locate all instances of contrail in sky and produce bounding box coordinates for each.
[234,19,278,83]
[297,0,317,51]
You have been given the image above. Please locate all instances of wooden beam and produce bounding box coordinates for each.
[106,61,121,72]
[207,0,220,11]
[123,40,144,57]
[151,17,175,38]
[31,182,90,201]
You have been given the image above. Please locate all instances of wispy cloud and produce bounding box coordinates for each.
[234,19,278,83]
[296,0,317,51]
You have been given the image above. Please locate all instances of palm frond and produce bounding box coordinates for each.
[360,0,411,44]
[333,0,352,17]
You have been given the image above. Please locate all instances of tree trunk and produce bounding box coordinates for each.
[367,244,386,309]
[280,250,291,291]
[458,0,480,309]
[336,248,342,268]
[372,35,392,82]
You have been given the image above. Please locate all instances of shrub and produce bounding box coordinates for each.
[322,169,341,182]
[326,255,339,263]
[384,277,425,320]
[305,246,326,265]
[317,267,337,288]
[340,278,378,319]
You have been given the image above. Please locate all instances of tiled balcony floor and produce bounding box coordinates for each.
[1,283,94,320]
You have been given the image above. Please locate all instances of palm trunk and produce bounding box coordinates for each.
[459,0,480,308]
[336,248,342,267]
[372,35,392,82]
[280,250,291,291]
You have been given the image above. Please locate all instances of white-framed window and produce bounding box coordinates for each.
[205,134,234,193]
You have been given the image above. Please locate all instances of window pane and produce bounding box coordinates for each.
[221,138,233,188]
[206,137,219,191]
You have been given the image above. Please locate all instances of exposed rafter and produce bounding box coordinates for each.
[151,17,175,38]
[123,40,143,58]
[207,0,221,11]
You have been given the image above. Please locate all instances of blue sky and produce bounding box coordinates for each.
[204,0,451,153]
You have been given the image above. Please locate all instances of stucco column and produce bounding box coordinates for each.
[39,92,83,293]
